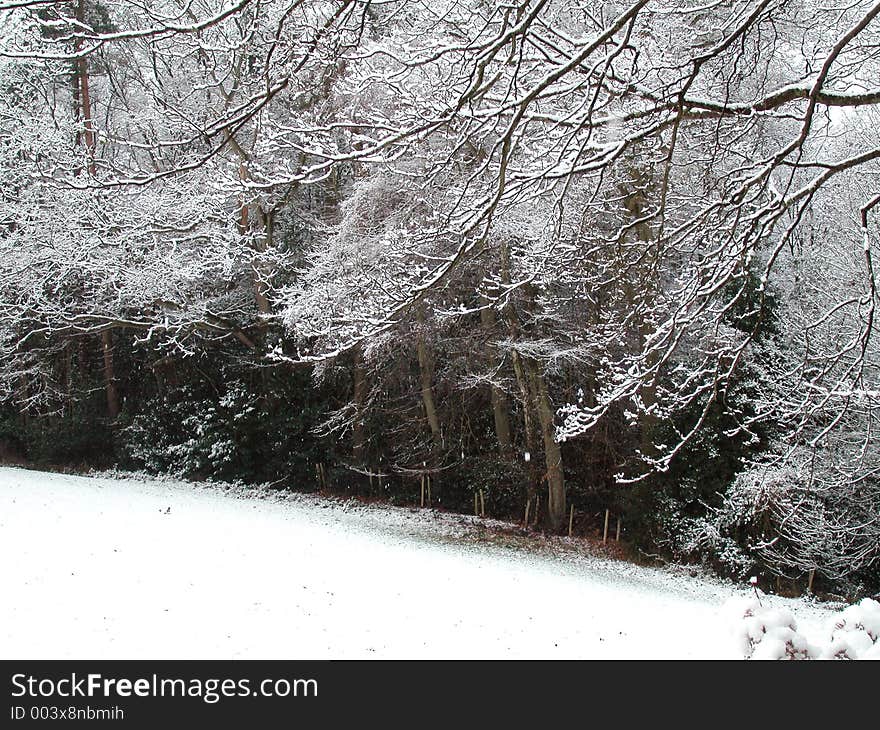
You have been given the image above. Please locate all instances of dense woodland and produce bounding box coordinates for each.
[2,0,880,597]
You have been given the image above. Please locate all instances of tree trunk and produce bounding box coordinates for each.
[479,300,513,455]
[101,330,120,420]
[526,358,565,531]
[73,6,117,420]
[251,196,273,323]
[416,311,442,448]
[496,239,564,527]
[226,131,274,333]
[621,168,659,462]
[74,0,96,177]
[352,344,368,465]
[510,347,539,497]
[498,244,539,503]
[17,375,29,421]
[415,307,443,495]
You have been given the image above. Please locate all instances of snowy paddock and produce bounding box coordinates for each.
[0,466,835,659]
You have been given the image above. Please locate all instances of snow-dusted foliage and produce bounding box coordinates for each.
[661,450,880,583]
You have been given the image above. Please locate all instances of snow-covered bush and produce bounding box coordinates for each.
[821,599,880,660]
[727,597,818,660]
[673,454,880,590]
[662,511,754,579]
[727,594,880,660]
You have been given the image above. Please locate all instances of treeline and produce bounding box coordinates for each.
[1,265,770,584]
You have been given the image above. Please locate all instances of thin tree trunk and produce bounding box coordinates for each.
[63,345,74,412]
[74,3,117,420]
[510,347,539,495]
[499,263,538,502]
[18,376,29,424]
[101,330,120,420]
[526,358,565,531]
[251,198,273,323]
[352,344,367,465]
[415,306,443,499]
[226,131,274,332]
[622,170,658,461]
[74,0,96,176]
[479,300,513,455]
[416,309,442,448]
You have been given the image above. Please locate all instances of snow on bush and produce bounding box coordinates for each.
[822,599,880,660]
[726,596,818,660]
[726,590,880,660]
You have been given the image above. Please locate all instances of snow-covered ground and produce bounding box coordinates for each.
[0,466,837,659]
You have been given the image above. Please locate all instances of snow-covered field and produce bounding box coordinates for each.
[0,466,836,659]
